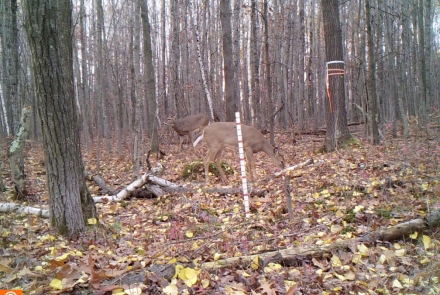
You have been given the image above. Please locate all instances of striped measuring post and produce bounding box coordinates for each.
[235,112,250,218]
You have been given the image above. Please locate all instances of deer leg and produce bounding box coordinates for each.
[204,148,218,183]
[244,148,256,180]
[179,136,184,150]
[213,148,227,182]
[188,132,195,150]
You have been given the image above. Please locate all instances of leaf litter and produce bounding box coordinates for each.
[0,127,440,294]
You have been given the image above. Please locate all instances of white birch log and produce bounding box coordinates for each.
[0,202,49,218]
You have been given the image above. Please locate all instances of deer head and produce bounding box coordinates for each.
[193,122,284,183]
[164,114,209,150]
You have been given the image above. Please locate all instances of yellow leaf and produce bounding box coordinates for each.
[357,244,369,256]
[179,268,199,287]
[409,232,418,239]
[264,263,282,273]
[353,205,364,213]
[112,288,125,295]
[88,218,98,225]
[40,234,57,241]
[422,235,431,249]
[185,231,194,238]
[331,255,342,267]
[173,264,183,279]
[344,270,356,281]
[378,254,387,264]
[163,284,178,295]
[214,253,222,261]
[334,273,346,281]
[394,249,406,257]
[251,256,259,270]
[392,279,403,288]
[201,279,210,288]
[168,258,177,264]
[50,278,63,290]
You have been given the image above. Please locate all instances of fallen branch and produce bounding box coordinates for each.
[0,202,49,218]
[200,209,438,270]
[85,170,118,195]
[100,209,440,287]
[275,158,315,177]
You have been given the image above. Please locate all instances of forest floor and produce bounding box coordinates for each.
[1,124,440,295]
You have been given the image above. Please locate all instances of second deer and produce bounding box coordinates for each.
[193,122,284,183]
[165,114,209,150]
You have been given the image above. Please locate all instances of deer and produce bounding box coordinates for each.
[164,114,210,150]
[193,122,285,183]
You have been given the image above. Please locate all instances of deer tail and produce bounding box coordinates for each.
[193,131,204,147]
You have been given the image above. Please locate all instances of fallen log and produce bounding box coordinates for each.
[98,209,440,288]
[200,210,438,270]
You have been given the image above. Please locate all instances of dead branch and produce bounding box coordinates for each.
[84,170,118,195]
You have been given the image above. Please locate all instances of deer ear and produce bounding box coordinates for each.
[273,146,279,155]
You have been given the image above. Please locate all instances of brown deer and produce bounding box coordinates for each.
[193,122,284,183]
[165,114,210,150]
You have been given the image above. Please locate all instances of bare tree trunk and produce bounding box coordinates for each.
[297,0,305,131]
[78,0,91,150]
[23,0,97,236]
[263,0,275,144]
[321,0,351,151]
[250,0,261,127]
[189,1,215,121]
[7,106,31,199]
[161,1,168,116]
[170,0,183,117]
[1,0,20,136]
[417,0,428,125]
[139,0,159,153]
[132,2,142,178]
[220,0,236,121]
[232,0,242,120]
[365,0,379,144]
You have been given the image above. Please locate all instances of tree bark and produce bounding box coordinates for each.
[139,0,160,154]
[365,0,380,144]
[250,0,261,127]
[1,0,20,136]
[7,106,31,199]
[220,0,236,121]
[321,0,352,151]
[23,0,97,236]
[189,1,215,121]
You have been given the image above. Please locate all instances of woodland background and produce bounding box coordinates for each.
[1,0,440,294]
[1,0,439,150]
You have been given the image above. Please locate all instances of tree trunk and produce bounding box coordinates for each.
[250,0,261,127]
[132,1,142,178]
[321,0,351,151]
[263,0,275,144]
[139,0,159,153]
[189,1,215,121]
[417,0,428,125]
[78,0,91,150]
[220,0,236,121]
[1,0,20,136]
[365,0,379,144]
[23,0,97,236]
[170,0,183,117]
[7,106,31,199]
